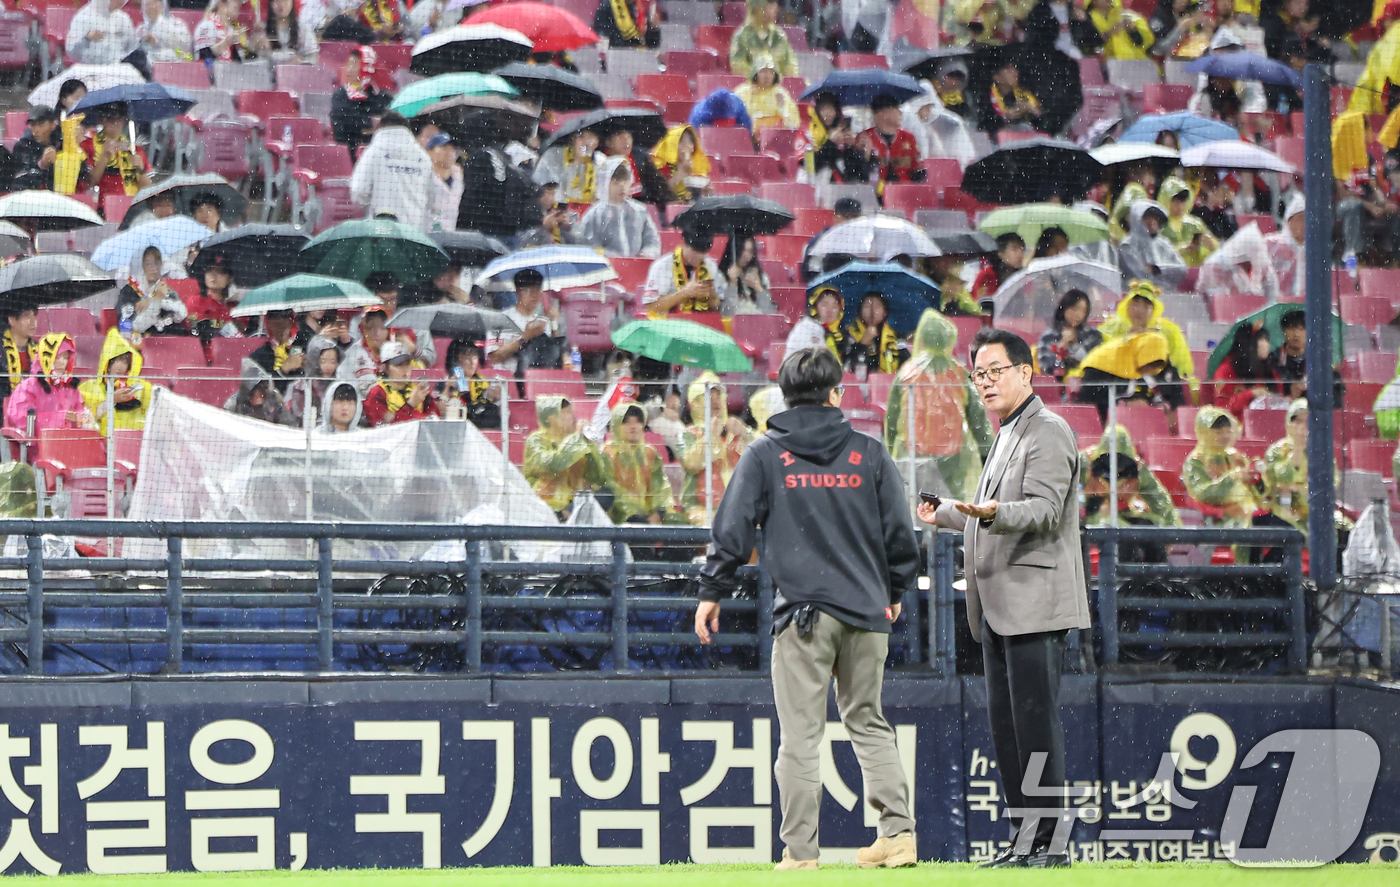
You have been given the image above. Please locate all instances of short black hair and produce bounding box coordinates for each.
[970,327,1033,368]
[364,270,400,294]
[1035,226,1068,254]
[682,226,714,252]
[1091,451,1139,481]
[191,192,221,211]
[1280,309,1305,329]
[621,404,646,424]
[514,268,544,289]
[779,347,843,408]
[833,197,863,218]
[995,232,1024,250]
[379,111,410,130]
[445,337,484,368]
[870,92,901,113]
[332,383,358,402]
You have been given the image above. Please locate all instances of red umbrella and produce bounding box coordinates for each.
[465,1,600,53]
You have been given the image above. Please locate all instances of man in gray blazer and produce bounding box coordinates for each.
[918,328,1091,869]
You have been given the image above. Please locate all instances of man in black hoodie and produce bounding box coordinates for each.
[697,346,921,871]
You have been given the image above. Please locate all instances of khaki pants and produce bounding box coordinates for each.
[771,610,914,860]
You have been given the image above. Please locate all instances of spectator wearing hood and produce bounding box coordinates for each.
[225,358,294,425]
[1157,176,1217,266]
[785,286,845,358]
[351,112,436,232]
[1347,2,1400,116]
[1080,424,1181,529]
[735,54,800,136]
[882,309,992,502]
[1188,28,1267,117]
[1197,222,1281,300]
[336,306,392,395]
[1096,280,1195,380]
[730,0,798,77]
[676,372,751,525]
[248,309,311,395]
[1264,194,1306,298]
[597,124,672,210]
[1256,398,1326,538]
[318,381,363,433]
[1088,0,1155,59]
[534,129,604,209]
[1037,289,1103,380]
[441,338,500,429]
[805,101,868,185]
[926,251,985,317]
[651,125,712,203]
[118,246,189,336]
[363,341,441,426]
[456,112,546,237]
[67,0,136,65]
[688,90,754,132]
[592,0,660,49]
[285,335,342,427]
[604,401,677,523]
[78,329,151,434]
[929,58,972,120]
[1073,330,1187,430]
[1109,161,1157,239]
[1210,323,1281,419]
[857,93,923,191]
[1183,406,1259,526]
[5,334,92,431]
[718,233,776,315]
[524,394,612,518]
[1118,200,1188,290]
[642,227,723,316]
[331,47,393,159]
[576,157,662,259]
[843,293,909,375]
[901,86,977,169]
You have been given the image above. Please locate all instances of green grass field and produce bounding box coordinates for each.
[26,864,1400,887]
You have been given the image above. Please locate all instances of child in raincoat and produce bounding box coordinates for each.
[78,330,152,434]
[1158,176,1218,267]
[651,125,712,203]
[4,334,94,432]
[882,309,993,502]
[603,402,677,524]
[1197,222,1282,300]
[523,395,613,518]
[1095,280,1196,381]
[676,372,751,525]
[1183,406,1259,526]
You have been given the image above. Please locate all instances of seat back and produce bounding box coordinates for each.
[152,61,212,89]
[37,428,106,472]
[276,65,336,95]
[209,337,266,370]
[295,143,354,178]
[235,89,299,121]
[215,60,274,94]
[140,336,207,374]
[173,365,240,407]
[37,308,98,338]
[268,116,328,146]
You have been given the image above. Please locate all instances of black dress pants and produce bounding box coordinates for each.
[981,618,1068,849]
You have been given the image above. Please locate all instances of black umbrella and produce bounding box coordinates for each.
[421,93,542,144]
[925,228,998,257]
[387,303,520,339]
[959,137,1104,205]
[0,254,115,313]
[672,195,795,237]
[1315,0,1371,38]
[493,61,603,111]
[188,225,312,288]
[119,174,250,230]
[901,47,974,82]
[430,230,511,267]
[539,107,667,152]
[73,82,196,123]
[410,24,536,76]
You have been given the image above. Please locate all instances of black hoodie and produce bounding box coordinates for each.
[699,405,921,633]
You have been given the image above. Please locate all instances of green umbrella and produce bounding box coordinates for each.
[978,203,1109,247]
[301,218,448,285]
[231,273,382,317]
[612,320,752,373]
[389,72,519,117]
[1206,302,1342,377]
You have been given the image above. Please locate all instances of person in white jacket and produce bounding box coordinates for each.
[67,0,137,65]
[135,0,192,63]
[575,157,661,259]
[425,132,463,232]
[349,112,436,232]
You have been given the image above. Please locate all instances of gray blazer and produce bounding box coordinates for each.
[934,396,1091,643]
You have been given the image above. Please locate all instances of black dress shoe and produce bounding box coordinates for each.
[1022,848,1070,868]
[976,845,1026,868]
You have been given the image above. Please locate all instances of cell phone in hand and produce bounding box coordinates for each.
[918,491,942,510]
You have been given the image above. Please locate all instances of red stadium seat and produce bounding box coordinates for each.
[152,61,212,90]
[920,158,963,190]
[1349,439,1397,476]
[694,25,737,56]
[236,90,300,122]
[634,73,692,104]
[37,308,98,338]
[187,118,253,182]
[560,295,619,354]
[1052,404,1104,438]
[724,153,785,184]
[760,181,815,207]
[662,50,723,76]
[1117,403,1170,440]
[792,207,834,236]
[771,287,806,322]
[209,337,266,370]
[1143,437,1195,474]
[610,257,653,294]
[173,366,239,407]
[696,73,746,98]
[140,337,207,374]
[1243,406,1287,442]
[834,53,888,70]
[759,234,808,268]
[698,126,754,160]
[524,370,587,402]
[1352,352,1398,383]
[1208,292,1266,323]
[289,144,358,232]
[881,184,942,219]
[730,314,792,358]
[276,65,337,96]
[1142,83,1191,113]
[1340,296,1395,328]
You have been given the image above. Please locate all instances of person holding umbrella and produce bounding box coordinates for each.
[248,309,311,395]
[186,252,240,341]
[856,93,923,191]
[0,305,40,413]
[730,0,797,77]
[803,92,867,185]
[80,104,151,205]
[642,227,722,317]
[734,55,800,136]
[970,232,1025,300]
[718,233,775,315]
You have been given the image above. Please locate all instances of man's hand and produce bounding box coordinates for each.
[890,603,902,623]
[956,500,999,521]
[38,146,56,170]
[87,30,105,41]
[916,501,943,524]
[522,318,547,341]
[695,599,720,644]
[281,352,305,374]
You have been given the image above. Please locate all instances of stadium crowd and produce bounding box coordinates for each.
[0,0,1395,543]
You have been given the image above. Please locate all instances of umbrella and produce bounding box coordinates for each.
[1089,143,1179,165]
[28,63,144,108]
[231,274,383,318]
[387,302,521,339]
[0,190,104,232]
[417,93,542,143]
[1180,140,1295,174]
[1078,115,1123,149]
[430,230,510,267]
[991,254,1123,327]
[0,222,31,259]
[73,82,196,123]
[926,228,997,257]
[539,107,667,152]
[807,215,941,262]
[978,203,1109,246]
[612,319,752,373]
[189,225,311,288]
[672,195,795,238]
[465,2,600,53]
[118,174,249,230]
[0,254,115,312]
[808,262,940,336]
[1315,0,1372,38]
[799,70,924,106]
[1184,51,1302,89]
[301,218,449,285]
[410,24,535,76]
[478,245,616,291]
[901,47,974,82]
[493,61,603,111]
[1205,302,1342,378]
[90,215,210,272]
[388,72,519,118]
[960,137,1103,205]
[1118,112,1240,150]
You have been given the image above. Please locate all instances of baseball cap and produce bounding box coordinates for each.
[426,133,455,150]
[27,105,57,124]
[380,340,412,365]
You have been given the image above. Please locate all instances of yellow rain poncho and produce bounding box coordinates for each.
[883,309,993,501]
[522,395,612,514]
[676,371,751,524]
[1332,110,1372,181]
[78,329,152,434]
[1089,0,1156,61]
[1095,280,1195,379]
[1158,176,1217,266]
[1257,398,1342,534]
[1183,406,1258,526]
[1076,330,1170,380]
[651,125,712,202]
[748,385,786,434]
[733,54,800,133]
[603,401,677,523]
[1080,425,1181,527]
[1349,20,1400,115]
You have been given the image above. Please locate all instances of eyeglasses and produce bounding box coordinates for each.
[833,385,845,395]
[970,363,1025,385]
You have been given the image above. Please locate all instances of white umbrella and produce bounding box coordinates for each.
[1180,140,1295,174]
[0,222,31,258]
[807,215,942,262]
[478,245,616,291]
[992,254,1123,326]
[1089,142,1180,165]
[0,191,105,232]
[90,216,211,272]
[28,63,145,108]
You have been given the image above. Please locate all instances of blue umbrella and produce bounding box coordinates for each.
[800,70,923,107]
[90,215,210,272]
[808,262,940,336]
[478,245,617,291]
[1118,112,1240,150]
[1183,51,1302,88]
[74,82,196,123]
